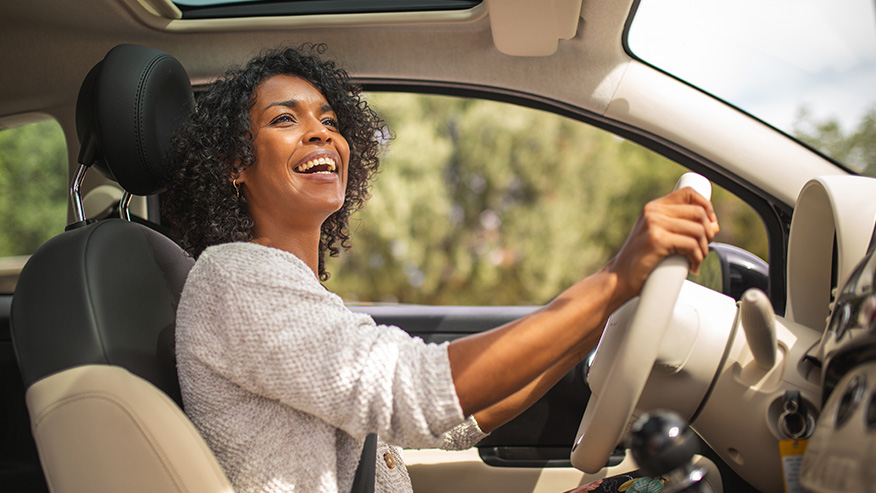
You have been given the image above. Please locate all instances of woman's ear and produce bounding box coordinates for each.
[231,162,245,183]
[231,165,245,197]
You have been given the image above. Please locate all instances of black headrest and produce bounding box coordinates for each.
[9,44,196,403]
[76,44,194,196]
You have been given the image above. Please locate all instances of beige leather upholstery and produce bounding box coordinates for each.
[26,364,232,493]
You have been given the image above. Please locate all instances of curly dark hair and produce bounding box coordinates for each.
[162,44,383,280]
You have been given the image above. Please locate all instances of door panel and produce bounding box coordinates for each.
[404,448,643,493]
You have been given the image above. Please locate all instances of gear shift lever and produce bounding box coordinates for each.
[628,410,713,493]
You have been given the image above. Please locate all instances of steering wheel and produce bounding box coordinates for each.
[570,173,712,473]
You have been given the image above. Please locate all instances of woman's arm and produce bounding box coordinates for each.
[449,267,619,419]
[472,339,592,433]
[449,187,718,418]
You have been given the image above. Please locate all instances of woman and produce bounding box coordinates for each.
[163,45,718,493]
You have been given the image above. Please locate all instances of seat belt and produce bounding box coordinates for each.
[350,433,377,493]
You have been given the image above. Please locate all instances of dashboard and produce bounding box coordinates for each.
[801,222,876,492]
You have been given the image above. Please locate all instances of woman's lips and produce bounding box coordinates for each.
[294,155,337,174]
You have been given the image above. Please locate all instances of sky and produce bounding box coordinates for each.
[628,0,876,134]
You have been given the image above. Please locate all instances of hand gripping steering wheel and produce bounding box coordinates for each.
[570,173,712,473]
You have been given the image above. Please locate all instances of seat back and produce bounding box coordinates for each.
[11,44,233,493]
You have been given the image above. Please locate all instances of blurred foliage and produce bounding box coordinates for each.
[793,106,876,177]
[0,100,772,305]
[686,251,724,293]
[0,120,67,257]
[325,94,767,305]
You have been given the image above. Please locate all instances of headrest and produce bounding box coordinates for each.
[76,44,194,196]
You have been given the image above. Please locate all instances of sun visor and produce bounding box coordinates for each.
[485,0,582,56]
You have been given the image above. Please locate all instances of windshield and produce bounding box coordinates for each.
[627,0,876,177]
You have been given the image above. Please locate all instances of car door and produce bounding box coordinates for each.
[321,90,772,492]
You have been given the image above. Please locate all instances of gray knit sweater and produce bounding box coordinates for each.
[176,242,487,492]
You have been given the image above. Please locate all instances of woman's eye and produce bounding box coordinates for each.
[270,114,295,125]
[322,117,339,128]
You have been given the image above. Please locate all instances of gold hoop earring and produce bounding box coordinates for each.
[232,178,240,197]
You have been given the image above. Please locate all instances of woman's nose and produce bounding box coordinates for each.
[303,118,332,143]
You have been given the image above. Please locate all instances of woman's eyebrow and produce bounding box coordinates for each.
[265,99,298,110]
[264,100,334,113]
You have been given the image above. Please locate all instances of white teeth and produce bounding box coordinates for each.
[297,157,337,173]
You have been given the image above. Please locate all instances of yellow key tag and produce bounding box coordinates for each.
[779,439,808,493]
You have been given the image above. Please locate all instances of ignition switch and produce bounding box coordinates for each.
[779,390,814,439]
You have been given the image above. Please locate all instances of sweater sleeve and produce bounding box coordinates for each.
[177,244,466,449]
[440,415,489,450]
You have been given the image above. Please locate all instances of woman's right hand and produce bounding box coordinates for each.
[604,187,719,308]
[449,186,717,422]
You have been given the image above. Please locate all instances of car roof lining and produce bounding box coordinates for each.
[2,0,622,122]
[127,0,586,57]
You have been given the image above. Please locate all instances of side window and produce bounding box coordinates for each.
[323,93,767,305]
[0,119,68,293]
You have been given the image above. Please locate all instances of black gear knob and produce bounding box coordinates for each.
[629,410,698,476]
[628,410,711,492]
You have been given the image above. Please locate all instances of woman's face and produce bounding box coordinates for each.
[237,74,350,234]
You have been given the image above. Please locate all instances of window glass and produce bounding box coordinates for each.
[627,0,876,176]
[0,119,68,293]
[323,93,767,305]
[173,0,481,19]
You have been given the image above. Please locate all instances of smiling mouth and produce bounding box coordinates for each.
[295,156,337,174]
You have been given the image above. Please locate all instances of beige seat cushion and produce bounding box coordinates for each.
[26,364,233,493]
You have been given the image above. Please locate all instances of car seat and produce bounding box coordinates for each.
[10,44,233,493]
